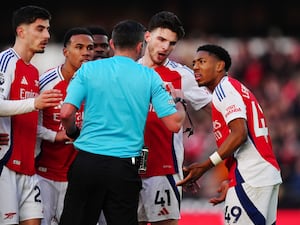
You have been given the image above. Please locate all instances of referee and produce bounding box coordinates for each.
[59,20,186,225]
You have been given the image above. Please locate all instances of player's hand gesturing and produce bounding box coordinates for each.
[34,89,63,109]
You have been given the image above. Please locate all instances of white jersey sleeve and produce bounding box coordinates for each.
[0,98,36,116]
[165,60,212,111]
[37,115,56,142]
[213,78,247,124]
[0,48,36,116]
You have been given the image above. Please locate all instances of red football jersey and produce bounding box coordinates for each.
[36,66,83,181]
[212,76,281,187]
[6,58,39,175]
[140,58,211,177]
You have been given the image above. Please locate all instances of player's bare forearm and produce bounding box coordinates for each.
[61,103,75,126]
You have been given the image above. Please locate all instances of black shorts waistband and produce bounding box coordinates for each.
[78,150,140,166]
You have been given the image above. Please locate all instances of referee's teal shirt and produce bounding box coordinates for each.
[64,56,176,158]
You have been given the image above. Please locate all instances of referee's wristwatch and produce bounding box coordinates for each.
[66,126,80,140]
[174,97,187,110]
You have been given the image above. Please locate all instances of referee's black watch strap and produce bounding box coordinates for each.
[66,126,80,139]
[173,97,187,111]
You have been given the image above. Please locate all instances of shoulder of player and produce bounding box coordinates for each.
[0,48,18,74]
[0,48,16,59]
[39,66,62,91]
[213,76,241,101]
[165,59,193,74]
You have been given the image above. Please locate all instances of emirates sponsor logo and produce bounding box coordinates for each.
[20,88,38,99]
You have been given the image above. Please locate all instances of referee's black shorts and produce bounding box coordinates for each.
[59,150,142,225]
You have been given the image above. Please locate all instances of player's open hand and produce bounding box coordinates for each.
[165,82,184,99]
[55,130,72,143]
[209,179,229,206]
[34,89,63,109]
[176,162,208,192]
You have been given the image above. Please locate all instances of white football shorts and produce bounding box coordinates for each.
[0,166,43,224]
[224,182,280,225]
[138,175,182,222]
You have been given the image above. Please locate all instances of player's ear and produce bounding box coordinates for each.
[216,60,225,73]
[135,41,144,58]
[144,31,151,43]
[109,39,115,51]
[16,25,25,38]
[62,47,68,57]
[137,41,143,51]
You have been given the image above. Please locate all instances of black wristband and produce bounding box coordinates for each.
[66,126,80,139]
[174,97,187,111]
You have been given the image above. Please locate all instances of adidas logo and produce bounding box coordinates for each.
[21,76,28,85]
[157,207,169,216]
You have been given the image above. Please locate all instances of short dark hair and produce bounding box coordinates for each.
[63,27,93,47]
[148,11,185,40]
[112,20,145,49]
[87,26,109,37]
[197,44,232,72]
[12,5,51,35]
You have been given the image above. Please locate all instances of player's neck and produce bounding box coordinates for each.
[61,64,76,82]
[13,42,34,64]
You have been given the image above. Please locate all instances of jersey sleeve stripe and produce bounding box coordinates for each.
[0,50,14,72]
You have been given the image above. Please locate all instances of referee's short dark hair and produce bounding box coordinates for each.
[112,20,145,49]
[197,44,232,72]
